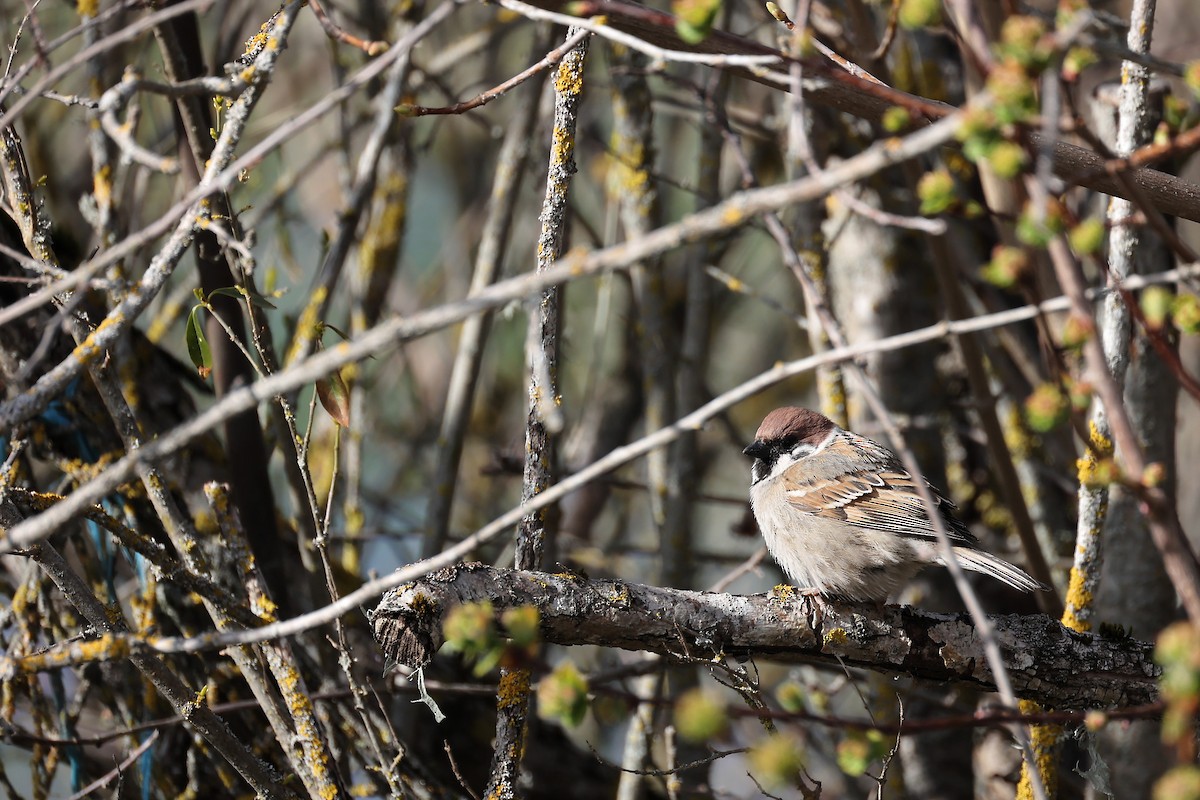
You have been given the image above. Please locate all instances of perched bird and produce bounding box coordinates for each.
[743,407,1048,602]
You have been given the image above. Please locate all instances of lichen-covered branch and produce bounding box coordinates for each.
[371,564,1160,711]
[485,27,590,800]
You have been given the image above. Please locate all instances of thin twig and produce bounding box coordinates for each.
[868,0,902,61]
[403,27,587,115]
[498,0,783,67]
[307,0,389,55]
[443,741,483,800]
[707,547,768,593]
[63,730,159,800]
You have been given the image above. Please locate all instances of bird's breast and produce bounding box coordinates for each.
[749,479,925,601]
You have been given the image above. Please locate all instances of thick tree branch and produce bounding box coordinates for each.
[370,565,1159,711]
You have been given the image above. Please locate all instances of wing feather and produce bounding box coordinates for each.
[782,433,978,546]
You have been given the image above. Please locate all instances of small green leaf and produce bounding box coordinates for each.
[1141,286,1174,330]
[1155,766,1200,800]
[994,16,1050,70]
[675,20,709,44]
[1157,621,1200,747]
[501,606,540,648]
[246,290,277,310]
[1024,383,1069,432]
[1066,377,1093,413]
[748,732,805,789]
[316,369,352,428]
[836,730,889,776]
[898,0,941,29]
[916,169,956,215]
[776,681,805,712]
[537,660,590,727]
[673,0,721,43]
[184,307,212,381]
[1185,61,1200,101]
[472,647,503,677]
[1016,200,1066,247]
[981,246,1029,289]
[443,601,498,661]
[1068,219,1106,255]
[322,323,351,342]
[1173,293,1200,334]
[209,285,278,309]
[674,689,728,743]
[1142,462,1168,488]
[1060,314,1094,350]
[986,61,1038,125]
[956,106,999,144]
[1062,46,1097,81]
[881,106,912,133]
[986,140,1028,179]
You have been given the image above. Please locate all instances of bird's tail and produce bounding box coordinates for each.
[947,547,1049,592]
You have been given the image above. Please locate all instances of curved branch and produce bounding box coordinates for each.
[370,564,1160,711]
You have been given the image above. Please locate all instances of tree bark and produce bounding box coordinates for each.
[371,564,1159,710]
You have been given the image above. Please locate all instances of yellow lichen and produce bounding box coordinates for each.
[822,628,849,647]
[497,669,531,709]
[554,63,584,96]
[1060,566,1093,633]
[93,163,112,208]
[82,633,129,662]
[75,313,125,364]
[1087,419,1113,455]
[408,591,433,615]
[1015,699,1060,800]
[721,206,745,226]
[770,584,796,603]
[253,595,278,623]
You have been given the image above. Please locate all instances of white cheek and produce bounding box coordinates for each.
[789,444,817,460]
[765,451,801,483]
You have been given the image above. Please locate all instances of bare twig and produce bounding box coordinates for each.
[307,0,389,55]
[402,27,588,116]
[63,730,159,800]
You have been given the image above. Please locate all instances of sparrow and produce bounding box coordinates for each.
[743,407,1048,602]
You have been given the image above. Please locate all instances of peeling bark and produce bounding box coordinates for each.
[370,564,1159,710]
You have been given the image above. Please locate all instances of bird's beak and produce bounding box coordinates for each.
[743,440,769,458]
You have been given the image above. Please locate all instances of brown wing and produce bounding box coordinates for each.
[782,432,979,546]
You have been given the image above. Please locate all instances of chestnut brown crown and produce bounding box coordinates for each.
[753,407,836,445]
